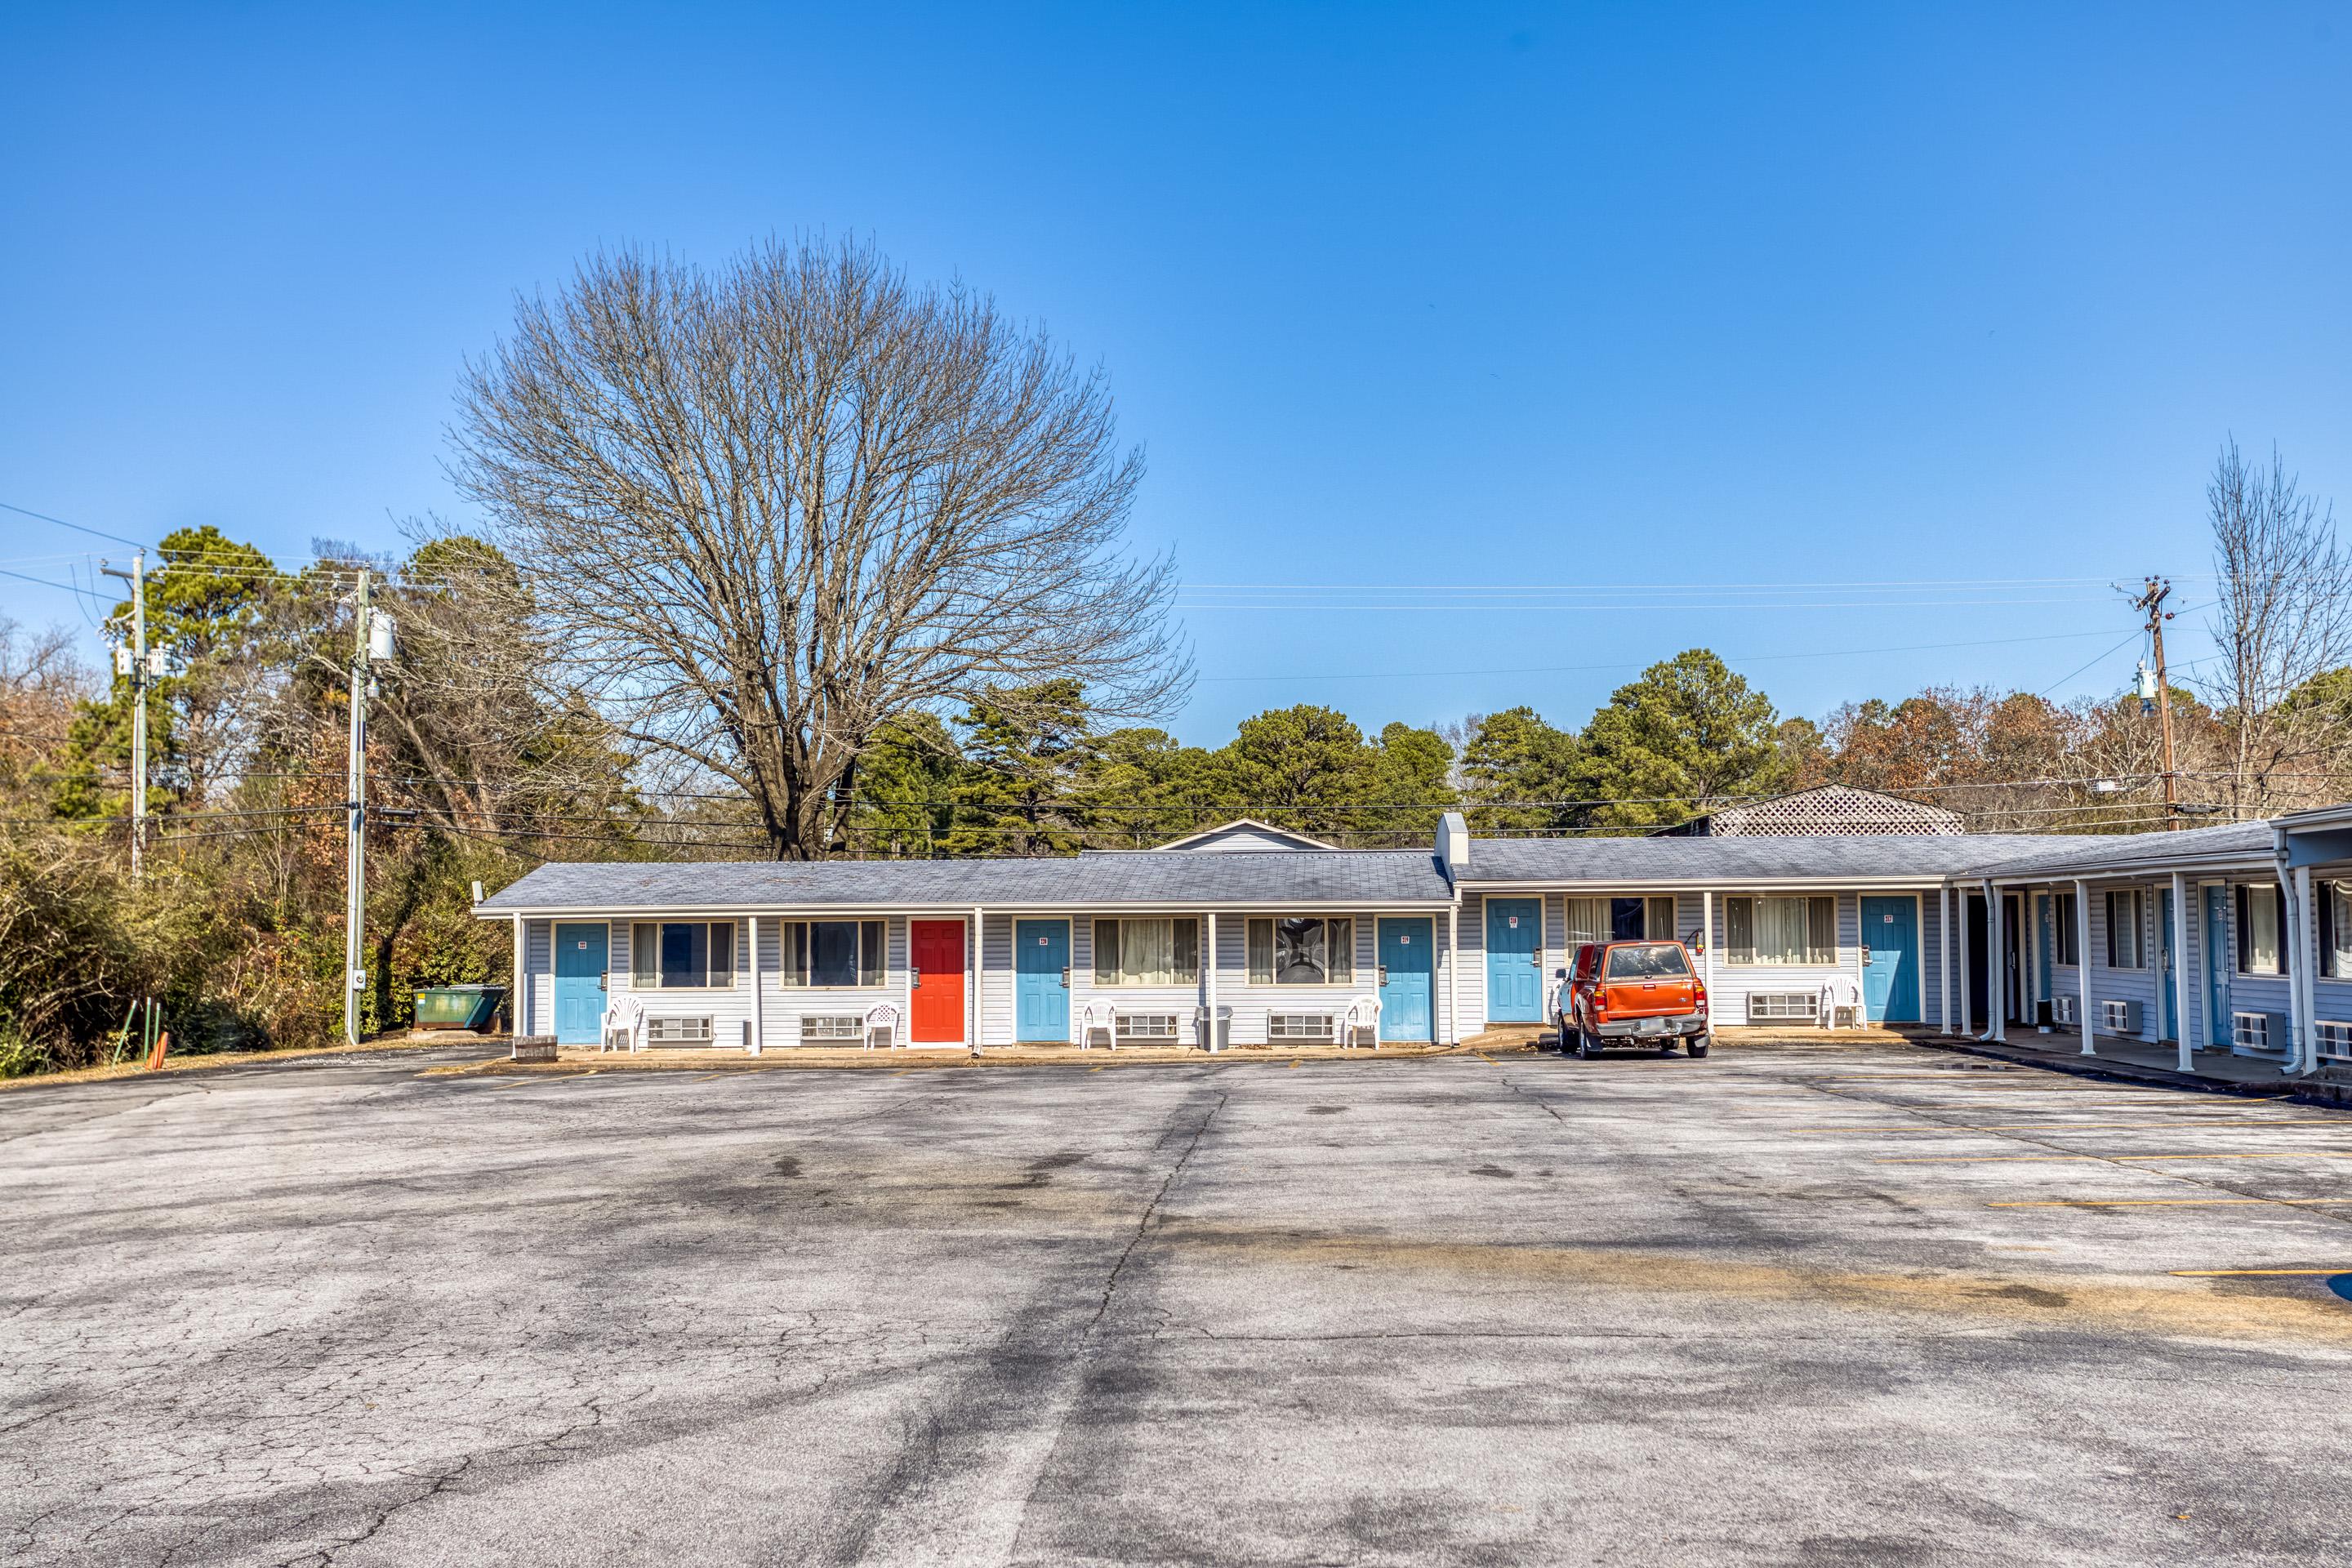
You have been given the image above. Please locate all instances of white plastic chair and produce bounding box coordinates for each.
[600,994,644,1054]
[1343,996,1383,1051]
[863,1002,901,1051]
[1079,999,1117,1050]
[1818,978,1864,1031]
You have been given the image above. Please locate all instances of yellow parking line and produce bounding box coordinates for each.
[1476,1053,1499,1066]
[1875,1154,2105,1163]
[1793,1120,2342,1134]
[1089,1066,1106,1073]
[1289,1058,1302,1069]
[1989,1197,2352,1209]
[1878,1151,2352,1164]
[2172,1268,2352,1277]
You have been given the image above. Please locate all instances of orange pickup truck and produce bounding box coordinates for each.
[1557,939,1710,1058]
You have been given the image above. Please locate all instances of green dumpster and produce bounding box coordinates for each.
[413,984,507,1031]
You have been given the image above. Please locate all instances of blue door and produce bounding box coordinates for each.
[2204,886,2230,1049]
[1379,918,1434,1042]
[1860,897,1919,1023]
[1484,898,1542,1022]
[1015,920,1070,1042]
[2158,889,2178,1040]
[553,922,608,1045]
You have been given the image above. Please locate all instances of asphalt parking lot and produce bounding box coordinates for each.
[6,1038,2351,1566]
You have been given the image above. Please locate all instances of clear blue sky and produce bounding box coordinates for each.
[5,2,2348,745]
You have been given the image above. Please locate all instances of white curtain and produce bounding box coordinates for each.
[1566,898,1609,946]
[1753,898,1811,965]
[1123,920,1178,986]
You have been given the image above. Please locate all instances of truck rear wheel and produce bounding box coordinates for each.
[1573,1027,1596,1059]
[1687,1037,1711,1058]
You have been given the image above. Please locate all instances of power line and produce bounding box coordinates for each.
[0,566,111,601]
[1202,626,2138,684]
[0,500,149,550]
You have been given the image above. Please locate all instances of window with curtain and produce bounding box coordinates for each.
[2051,893,2079,965]
[2237,884,2285,975]
[1093,918,1200,986]
[2104,890,2144,969]
[630,921,737,988]
[1566,898,1610,947]
[776,920,886,987]
[2326,881,2352,978]
[1724,897,1835,965]
[1245,917,1353,984]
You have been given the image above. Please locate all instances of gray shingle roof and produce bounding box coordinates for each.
[477,822,2293,915]
[1462,835,2064,884]
[477,850,1454,913]
[1963,820,2274,877]
[1468,822,2279,884]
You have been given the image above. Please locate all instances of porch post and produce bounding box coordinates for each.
[1984,880,2005,1042]
[1957,887,1971,1036]
[1700,889,1716,1028]
[2171,871,2191,1071]
[1446,902,1461,1045]
[749,914,763,1054]
[2075,878,2094,1055]
[969,906,983,1052]
[2294,864,2317,1076]
[1939,884,1953,1033]
[1203,910,1218,1052]
[512,915,525,1036]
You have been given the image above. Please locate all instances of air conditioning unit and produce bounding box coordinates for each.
[644,1015,714,1046]
[2099,1000,2140,1035]
[2315,1021,2352,1060]
[1748,993,1819,1023]
[2051,996,2078,1026]
[2233,1011,2287,1052]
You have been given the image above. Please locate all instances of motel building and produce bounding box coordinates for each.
[474,786,2352,1076]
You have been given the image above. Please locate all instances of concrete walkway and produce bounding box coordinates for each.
[1929,1027,2352,1106]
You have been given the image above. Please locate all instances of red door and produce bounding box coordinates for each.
[909,920,967,1043]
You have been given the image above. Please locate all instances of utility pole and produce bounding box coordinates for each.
[344,571,371,1045]
[100,551,152,877]
[2131,577,2178,828]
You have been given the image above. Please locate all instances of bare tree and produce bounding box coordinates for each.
[448,238,1188,859]
[2198,439,2352,817]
